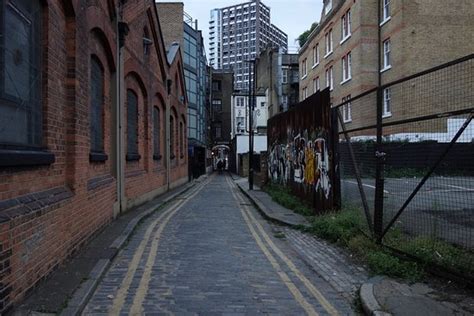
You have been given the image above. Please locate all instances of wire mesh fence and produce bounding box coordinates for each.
[334,54,474,279]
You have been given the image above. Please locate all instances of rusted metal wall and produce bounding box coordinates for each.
[267,89,339,213]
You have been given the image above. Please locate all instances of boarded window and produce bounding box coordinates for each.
[127,90,138,155]
[170,115,174,158]
[0,0,42,146]
[153,106,160,158]
[179,121,183,157]
[90,57,104,152]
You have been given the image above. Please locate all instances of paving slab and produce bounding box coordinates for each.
[360,277,472,316]
[232,176,310,228]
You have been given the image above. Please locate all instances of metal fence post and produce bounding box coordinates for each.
[374,87,386,241]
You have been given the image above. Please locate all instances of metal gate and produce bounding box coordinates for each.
[334,54,474,281]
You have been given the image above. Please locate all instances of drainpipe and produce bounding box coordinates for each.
[114,2,128,215]
[374,0,385,240]
[166,79,171,190]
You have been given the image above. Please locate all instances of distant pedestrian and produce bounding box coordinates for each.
[217,160,223,174]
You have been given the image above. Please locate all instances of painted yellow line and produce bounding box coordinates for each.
[229,177,339,316]
[130,180,209,314]
[109,178,210,315]
[226,177,318,316]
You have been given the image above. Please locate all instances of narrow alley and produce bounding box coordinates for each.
[83,174,355,315]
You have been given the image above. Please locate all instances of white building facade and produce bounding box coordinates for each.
[231,94,268,138]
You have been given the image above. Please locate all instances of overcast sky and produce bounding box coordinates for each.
[156,0,322,54]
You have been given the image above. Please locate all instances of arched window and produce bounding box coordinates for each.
[90,57,104,154]
[126,89,139,160]
[153,106,160,159]
[170,115,175,159]
[0,0,42,147]
[179,121,183,158]
[175,73,179,96]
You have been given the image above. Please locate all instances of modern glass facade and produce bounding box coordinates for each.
[184,23,208,148]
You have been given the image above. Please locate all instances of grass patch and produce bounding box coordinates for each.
[262,183,313,216]
[263,182,474,282]
[306,209,424,281]
[385,234,474,277]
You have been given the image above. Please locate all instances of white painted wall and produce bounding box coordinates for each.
[234,135,267,174]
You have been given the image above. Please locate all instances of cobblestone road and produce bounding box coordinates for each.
[83,174,355,315]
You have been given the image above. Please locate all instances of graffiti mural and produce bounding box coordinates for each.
[267,89,339,213]
[269,132,331,198]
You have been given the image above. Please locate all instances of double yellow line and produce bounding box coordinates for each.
[225,176,339,316]
[109,177,212,315]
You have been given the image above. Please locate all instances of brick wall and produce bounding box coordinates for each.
[299,0,474,135]
[156,3,185,49]
[0,0,188,312]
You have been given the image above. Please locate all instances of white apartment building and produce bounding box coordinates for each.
[209,0,288,90]
[231,93,267,138]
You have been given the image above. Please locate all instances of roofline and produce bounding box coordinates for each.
[299,0,348,54]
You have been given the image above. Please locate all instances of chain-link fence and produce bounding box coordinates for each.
[334,54,474,279]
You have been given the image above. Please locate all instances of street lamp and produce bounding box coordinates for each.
[244,59,256,190]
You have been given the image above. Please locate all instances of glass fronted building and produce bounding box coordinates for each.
[184,19,210,178]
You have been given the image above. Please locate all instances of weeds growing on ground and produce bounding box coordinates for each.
[264,182,474,282]
[262,183,313,216]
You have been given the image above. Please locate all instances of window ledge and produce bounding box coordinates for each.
[380,16,391,27]
[311,62,319,69]
[340,77,352,85]
[382,113,392,119]
[301,74,308,80]
[0,149,55,167]
[126,153,141,161]
[153,154,162,161]
[90,152,108,162]
[340,35,351,45]
[343,119,352,123]
[380,65,392,73]
[324,51,333,59]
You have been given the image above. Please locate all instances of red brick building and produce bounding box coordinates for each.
[0,0,187,311]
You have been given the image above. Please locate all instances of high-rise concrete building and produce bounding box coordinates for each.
[209,0,288,90]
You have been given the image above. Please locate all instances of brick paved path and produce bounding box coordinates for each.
[83,174,355,315]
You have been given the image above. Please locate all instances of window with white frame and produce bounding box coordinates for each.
[382,0,391,22]
[324,0,332,15]
[341,51,352,82]
[302,87,308,100]
[341,9,351,41]
[325,66,333,91]
[382,39,391,70]
[313,78,317,93]
[301,58,307,78]
[316,76,320,91]
[324,30,333,56]
[312,44,319,67]
[342,95,352,122]
[325,69,329,89]
[282,68,288,83]
[383,88,391,117]
[236,97,245,107]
